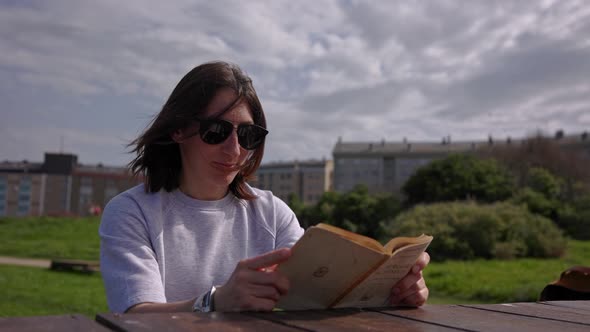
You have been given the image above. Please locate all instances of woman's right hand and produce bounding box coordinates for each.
[214,248,292,312]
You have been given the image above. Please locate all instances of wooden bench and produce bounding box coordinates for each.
[50,259,100,273]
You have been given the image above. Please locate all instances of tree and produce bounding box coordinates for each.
[291,185,402,241]
[402,154,516,206]
[477,135,590,200]
[557,193,590,240]
[329,185,401,240]
[525,167,563,199]
[290,191,342,229]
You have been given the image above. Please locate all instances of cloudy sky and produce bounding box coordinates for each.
[1,0,589,166]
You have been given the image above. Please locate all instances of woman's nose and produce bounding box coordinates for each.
[221,127,241,156]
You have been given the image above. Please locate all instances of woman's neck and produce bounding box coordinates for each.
[178,175,228,201]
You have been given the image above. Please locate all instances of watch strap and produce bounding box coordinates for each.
[192,285,216,312]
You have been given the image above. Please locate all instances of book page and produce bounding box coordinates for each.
[333,239,432,308]
[276,226,387,310]
[316,223,385,253]
[384,234,431,253]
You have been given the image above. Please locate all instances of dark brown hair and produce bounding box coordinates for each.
[128,61,266,200]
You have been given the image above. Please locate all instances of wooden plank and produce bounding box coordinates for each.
[0,256,51,269]
[50,259,100,273]
[461,302,590,325]
[374,304,590,332]
[0,314,110,332]
[248,308,461,332]
[96,312,300,332]
[540,300,590,312]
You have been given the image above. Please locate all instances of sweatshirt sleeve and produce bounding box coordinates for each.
[272,195,305,249]
[99,193,166,313]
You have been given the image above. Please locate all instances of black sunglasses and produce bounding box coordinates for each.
[196,119,268,150]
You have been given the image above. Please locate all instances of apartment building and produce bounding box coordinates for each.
[252,159,333,205]
[333,131,590,194]
[0,153,141,217]
[333,139,455,194]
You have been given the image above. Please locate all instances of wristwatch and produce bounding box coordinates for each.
[192,285,216,312]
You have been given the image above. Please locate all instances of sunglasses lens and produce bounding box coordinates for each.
[199,120,233,144]
[238,125,268,150]
[198,119,268,149]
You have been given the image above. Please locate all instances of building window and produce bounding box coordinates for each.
[17,177,32,216]
[0,176,6,216]
[79,182,93,214]
[104,186,118,205]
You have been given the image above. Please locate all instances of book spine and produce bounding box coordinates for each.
[327,255,390,308]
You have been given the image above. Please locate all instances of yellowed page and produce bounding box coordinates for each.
[317,223,385,253]
[334,237,432,308]
[276,226,387,310]
[384,234,432,253]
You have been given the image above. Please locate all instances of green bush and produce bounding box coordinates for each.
[556,194,590,240]
[386,201,566,261]
[292,185,402,240]
[510,188,559,220]
[402,154,516,205]
[525,167,563,199]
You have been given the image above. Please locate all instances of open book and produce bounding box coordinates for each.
[276,223,433,310]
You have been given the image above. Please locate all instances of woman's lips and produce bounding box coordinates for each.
[213,161,240,172]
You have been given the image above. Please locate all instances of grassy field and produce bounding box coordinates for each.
[0,265,107,317]
[0,217,105,317]
[425,239,590,304]
[0,216,588,316]
[0,217,100,260]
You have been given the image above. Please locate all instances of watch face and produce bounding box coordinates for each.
[193,290,212,312]
[201,295,210,312]
[193,286,216,312]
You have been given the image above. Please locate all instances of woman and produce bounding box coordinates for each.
[100,61,430,313]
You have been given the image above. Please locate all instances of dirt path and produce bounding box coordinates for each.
[0,256,51,268]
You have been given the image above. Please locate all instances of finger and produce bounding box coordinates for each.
[241,296,277,312]
[392,270,422,294]
[247,284,282,302]
[411,252,431,274]
[398,286,429,307]
[395,277,426,302]
[241,248,291,270]
[250,298,277,311]
[260,264,278,273]
[251,270,290,295]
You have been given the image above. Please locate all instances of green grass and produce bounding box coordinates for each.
[0,216,588,316]
[0,217,100,260]
[0,265,107,317]
[424,240,590,304]
[0,217,105,317]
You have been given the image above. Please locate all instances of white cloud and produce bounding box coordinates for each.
[0,0,589,165]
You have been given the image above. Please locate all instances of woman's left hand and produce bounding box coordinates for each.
[389,251,430,307]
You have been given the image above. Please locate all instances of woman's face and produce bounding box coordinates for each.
[175,88,255,200]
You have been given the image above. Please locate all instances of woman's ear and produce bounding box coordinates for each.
[171,129,185,143]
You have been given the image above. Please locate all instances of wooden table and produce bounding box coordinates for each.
[2,301,588,331]
[0,314,110,332]
[95,301,590,332]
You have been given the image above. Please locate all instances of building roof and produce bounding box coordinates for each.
[259,159,331,169]
[0,161,44,173]
[0,153,133,177]
[333,132,590,157]
[333,140,484,156]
